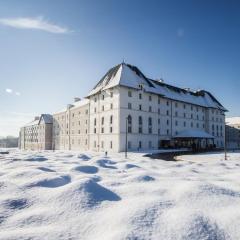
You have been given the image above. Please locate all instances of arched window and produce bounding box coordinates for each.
[139,116,142,133]
[127,115,132,133]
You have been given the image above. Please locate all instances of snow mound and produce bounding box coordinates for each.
[2,198,29,210]
[184,215,227,240]
[136,175,155,182]
[24,156,48,162]
[199,184,240,198]
[37,167,56,172]
[28,175,71,188]
[125,164,140,169]
[73,165,98,174]
[56,179,121,208]
[96,159,117,169]
[77,154,91,161]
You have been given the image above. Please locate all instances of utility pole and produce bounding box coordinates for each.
[125,117,128,158]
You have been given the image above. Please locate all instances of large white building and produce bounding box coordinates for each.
[52,63,226,152]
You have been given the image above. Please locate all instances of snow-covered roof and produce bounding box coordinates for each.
[39,114,53,124]
[174,129,214,139]
[226,117,240,125]
[87,63,226,111]
[23,114,53,127]
[53,98,89,114]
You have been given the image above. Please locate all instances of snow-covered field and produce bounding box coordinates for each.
[0,149,240,240]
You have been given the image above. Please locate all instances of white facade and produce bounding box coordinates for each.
[19,114,53,150]
[51,63,226,152]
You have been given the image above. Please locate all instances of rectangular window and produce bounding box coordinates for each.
[128,141,131,149]
[128,91,132,97]
[139,104,142,110]
[110,141,112,149]
[110,92,113,98]
[148,127,152,134]
[139,93,142,99]
[128,103,132,109]
[149,106,152,112]
[149,95,152,101]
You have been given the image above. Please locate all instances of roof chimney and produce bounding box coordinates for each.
[74,97,81,102]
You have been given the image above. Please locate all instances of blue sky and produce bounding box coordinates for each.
[0,0,239,136]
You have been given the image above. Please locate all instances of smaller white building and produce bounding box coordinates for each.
[19,114,53,150]
[226,117,240,149]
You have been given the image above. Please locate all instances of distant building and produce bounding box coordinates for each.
[19,114,53,150]
[0,137,18,148]
[226,117,240,149]
[19,63,227,152]
[51,63,226,152]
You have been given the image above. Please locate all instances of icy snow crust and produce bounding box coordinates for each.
[0,150,240,240]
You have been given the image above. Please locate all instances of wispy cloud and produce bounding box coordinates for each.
[0,17,71,34]
[6,88,13,94]
[5,89,21,96]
